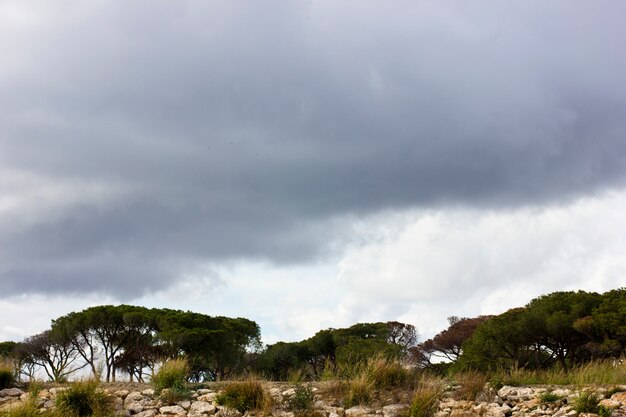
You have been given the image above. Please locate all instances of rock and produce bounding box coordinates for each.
[613,393,626,404]
[189,401,216,415]
[159,405,187,415]
[382,404,408,417]
[198,393,218,402]
[282,388,296,397]
[0,388,24,397]
[434,412,451,417]
[197,389,213,395]
[126,391,145,404]
[126,401,145,414]
[178,400,191,410]
[49,387,69,396]
[143,389,156,396]
[600,399,620,409]
[135,411,158,417]
[345,405,375,417]
[116,390,131,398]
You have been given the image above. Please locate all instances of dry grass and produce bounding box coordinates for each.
[453,371,488,401]
[491,360,626,386]
[407,375,447,417]
[215,378,273,414]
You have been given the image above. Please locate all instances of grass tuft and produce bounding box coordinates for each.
[151,358,190,403]
[55,380,114,417]
[574,389,600,414]
[215,379,271,413]
[453,371,488,401]
[407,375,446,417]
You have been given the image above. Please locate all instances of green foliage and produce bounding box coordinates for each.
[55,380,114,417]
[215,380,269,413]
[407,376,446,417]
[0,361,15,389]
[288,385,315,412]
[488,360,626,386]
[539,392,562,403]
[574,389,600,414]
[152,358,190,402]
[599,405,613,417]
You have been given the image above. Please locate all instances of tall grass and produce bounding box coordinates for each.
[408,375,446,417]
[55,380,114,417]
[0,361,15,389]
[453,371,488,401]
[151,358,190,403]
[489,361,626,386]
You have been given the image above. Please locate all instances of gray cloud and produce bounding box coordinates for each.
[1,0,625,297]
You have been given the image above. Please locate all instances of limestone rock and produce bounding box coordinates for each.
[159,404,187,415]
[116,390,130,398]
[0,388,24,397]
[126,401,145,414]
[190,401,216,414]
[135,410,158,417]
[382,403,408,417]
[345,405,375,417]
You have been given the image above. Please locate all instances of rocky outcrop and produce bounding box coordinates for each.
[2,383,626,417]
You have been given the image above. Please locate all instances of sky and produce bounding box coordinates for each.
[1,0,626,345]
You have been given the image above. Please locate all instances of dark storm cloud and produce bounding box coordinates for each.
[1,0,625,297]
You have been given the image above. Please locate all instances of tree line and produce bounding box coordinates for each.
[1,288,625,383]
[415,288,626,373]
[0,305,260,383]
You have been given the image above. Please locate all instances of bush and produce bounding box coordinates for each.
[599,405,613,417]
[55,380,113,417]
[0,399,43,417]
[152,358,190,403]
[215,380,269,413]
[574,389,600,414]
[288,385,315,412]
[0,361,15,390]
[408,376,446,417]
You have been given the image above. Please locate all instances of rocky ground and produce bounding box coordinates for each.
[2,383,626,417]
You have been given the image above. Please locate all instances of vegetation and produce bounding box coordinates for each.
[407,376,446,417]
[343,374,374,408]
[287,385,315,412]
[55,380,114,417]
[215,379,270,413]
[452,371,488,401]
[573,389,601,414]
[0,361,15,389]
[151,358,190,403]
[539,391,562,403]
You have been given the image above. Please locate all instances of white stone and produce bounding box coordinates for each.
[160,404,187,415]
[126,401,144,413]
[0,388,24,397]
[382,404,408,417]
[190,401,216,414]
[346,405,375,417]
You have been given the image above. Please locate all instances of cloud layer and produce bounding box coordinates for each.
[1,1,625,302]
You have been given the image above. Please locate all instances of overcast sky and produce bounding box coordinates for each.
[1,0,626,344]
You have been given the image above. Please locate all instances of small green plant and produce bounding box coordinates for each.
[288,385,315,412]
[539,391,562,403]
[0,399,44,417]
[0,361,15,389]
[574,389,600,414]
[407,376,446,417]
[488,373,504,391]
[605,386,625,398]
[215,380,269,413]
[151,358,190,403]
[599,405,613,417]
[55,380,114,417]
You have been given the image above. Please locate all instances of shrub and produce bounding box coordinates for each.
[288,385,315,412]
[599,405,613,417]
[453,371,488,401]
[363,356,410,389]
[408,376,446,417]
[343,374,373,408]
[539,391,562,404]
[55,380,113,417]
[215,380,269,413]
[605,386,625,399]
[0,361,15,390]
[0,399,43,417]
[574,389,600,414]
[152,358,190,403]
